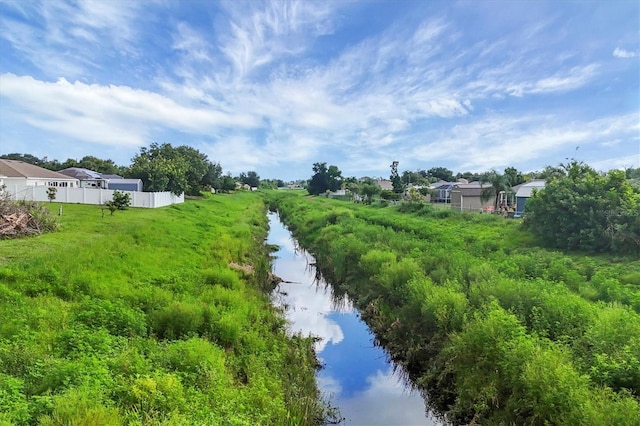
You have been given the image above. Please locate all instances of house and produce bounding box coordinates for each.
[58,167,108,189]
[0,159,80,189]
[429,181,454,203]
[375,179,394,191]
[514,180,546,217]
[59,168,143,191]
[450,182,495,212]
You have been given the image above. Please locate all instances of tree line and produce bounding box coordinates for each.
[306,160,640,256]
[1,144,265,196]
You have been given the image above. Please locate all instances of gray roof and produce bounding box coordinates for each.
[376,179,394,190]
[515,180,546,198]
[108,179,142,184]
[452,182,493,197]
[0,159,77,180]
[58,167,103,180]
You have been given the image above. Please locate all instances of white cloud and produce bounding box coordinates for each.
[403,112,640,173]
[218,0,338,78]
[0,73,259,148]
[613,47,637,58]
[271,245,354,353]
[590,153,640,171]
[335,368,438,426]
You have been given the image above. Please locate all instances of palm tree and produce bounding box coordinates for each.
[480,170,515,210]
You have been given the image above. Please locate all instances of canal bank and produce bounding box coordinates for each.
[267,212,440,425]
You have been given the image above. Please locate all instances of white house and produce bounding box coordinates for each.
[0,159,80,188]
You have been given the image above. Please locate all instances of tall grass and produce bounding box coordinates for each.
[0,193,327,425]
[266,190,640,425]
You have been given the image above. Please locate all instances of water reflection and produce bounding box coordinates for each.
[268,213,440,426]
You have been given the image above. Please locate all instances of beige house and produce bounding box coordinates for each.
[450,182,495,212]
[375,179,394,191]
[0,159,80,188]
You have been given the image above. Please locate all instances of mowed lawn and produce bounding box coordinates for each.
[0,193,323,425]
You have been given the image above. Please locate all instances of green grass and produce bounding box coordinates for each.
[266,190,640,425]
[0,193,327,425]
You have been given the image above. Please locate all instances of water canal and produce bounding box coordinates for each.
[267,213,442,425]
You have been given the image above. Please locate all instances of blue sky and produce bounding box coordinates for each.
[0,0,638,180]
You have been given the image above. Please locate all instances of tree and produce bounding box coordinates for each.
[503,167,525,186]
[390,161,404,193]
[0,153,46,167]
[239,171,260,188]
[75,156,121,175]
[524,161,640,255]
[456,171,482,182]
[202,162,223,191]
[327,166,343,192]
[626,167,640,180]
[104,191,130,215]
[175,146,210,195]
[220,175,237,193]
[428,167,454,182]
[308,163,343,196]
[480,170,516,210]
[401,170,421,186]
[46,187,57,203]
[361,183,381,204]
[128,143,216,196]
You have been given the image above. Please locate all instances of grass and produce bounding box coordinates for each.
[266,190,640,425]
[0,193,328,425]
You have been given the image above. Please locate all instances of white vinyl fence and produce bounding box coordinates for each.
[4,185,184,208]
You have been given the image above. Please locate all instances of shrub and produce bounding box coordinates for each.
[104,190,131,215]
[0,374,29,424]
[74,298,147,337]
[202,266,242,290]
[161,338,228,388]
[38,387,122,426]
[148,301,204,340]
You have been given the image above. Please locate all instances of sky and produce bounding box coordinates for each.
[0,0,638,181]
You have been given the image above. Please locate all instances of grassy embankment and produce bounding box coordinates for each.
[266,190,640,425]
[0,193,327,425]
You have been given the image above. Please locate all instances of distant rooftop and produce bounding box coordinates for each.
[0,159,76,180]
[58,167,103,180]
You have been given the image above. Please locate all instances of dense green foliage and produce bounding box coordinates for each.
[390,161,403,193]
[266,191,640,425]
[239,171,260,188]
[307,163,343,195]
[0,194,328,425]
[128,143,222,196]
[105,190,131,214]
[525,161,640,255]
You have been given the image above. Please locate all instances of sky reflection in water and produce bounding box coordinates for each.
[268,213,440,425]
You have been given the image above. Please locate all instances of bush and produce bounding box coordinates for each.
[148,301,203,340]
[74,299,147,337]
[0,374,29,424]
[104,190,131,215]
